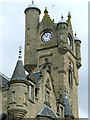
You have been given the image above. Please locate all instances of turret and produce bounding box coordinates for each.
[74,33,81,69]
[24,1,41,73]
[7,48,29,119]
[57,16,68,54]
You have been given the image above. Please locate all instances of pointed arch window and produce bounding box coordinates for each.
[68,69,72,87]
[45,91,50,104]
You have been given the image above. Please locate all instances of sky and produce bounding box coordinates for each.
[0,0,88,118]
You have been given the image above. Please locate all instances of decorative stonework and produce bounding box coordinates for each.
[39,53,53,59]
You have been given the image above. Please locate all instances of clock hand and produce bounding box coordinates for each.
[45,34,48,37]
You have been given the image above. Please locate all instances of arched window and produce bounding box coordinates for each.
[28,28,30,35]
[29,85,34,99]
[12,91,15,101]
[68,69,72,87]
[60,33,62,39]
[27,44,29,51]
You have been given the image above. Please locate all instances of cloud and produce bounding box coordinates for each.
[79,109,88,118]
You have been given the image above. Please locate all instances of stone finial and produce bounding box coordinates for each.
[61,15,63,20]
[68,12,71,18]
[44,7,48,16]
[32,0,34,4]
[75,32,77,37]
[18,46,22,60]
[67,12,71,24]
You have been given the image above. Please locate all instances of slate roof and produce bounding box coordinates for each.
[10,60,27,81]
[37,105,56,119]
[0,73,9,88]
[64,96,73,116]
[33,71,40,83]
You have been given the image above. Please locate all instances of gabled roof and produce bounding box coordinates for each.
[37,105,56,119]
[10,60,27,81]
[64,96,73,117]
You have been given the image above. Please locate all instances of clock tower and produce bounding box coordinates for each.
[24,3,81,118]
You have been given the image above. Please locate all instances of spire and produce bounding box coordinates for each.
[10,60,27,81]
[44,7,48,16]
[67,12,71,24]
[10,47,27,81]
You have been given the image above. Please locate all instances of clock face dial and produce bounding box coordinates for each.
[42,32,52,42]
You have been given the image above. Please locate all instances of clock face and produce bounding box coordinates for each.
[42,32,52,42]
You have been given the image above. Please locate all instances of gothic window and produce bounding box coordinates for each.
[27,44,29,51]
[12,91,15,101]
[69,62,71,67]
[60,33,62,39]
[45,91,50,104]
[68,69,72,87]
[28,28,30,35]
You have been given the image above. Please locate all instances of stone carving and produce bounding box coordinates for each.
[39,53,53,59]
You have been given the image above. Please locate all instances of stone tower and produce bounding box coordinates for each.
[24,2,81,118]
[24,1,41,72]
[7,49,29,119]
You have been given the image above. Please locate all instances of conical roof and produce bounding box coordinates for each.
[10,60,27,81]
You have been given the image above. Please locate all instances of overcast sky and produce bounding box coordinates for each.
[0,0,88,118]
